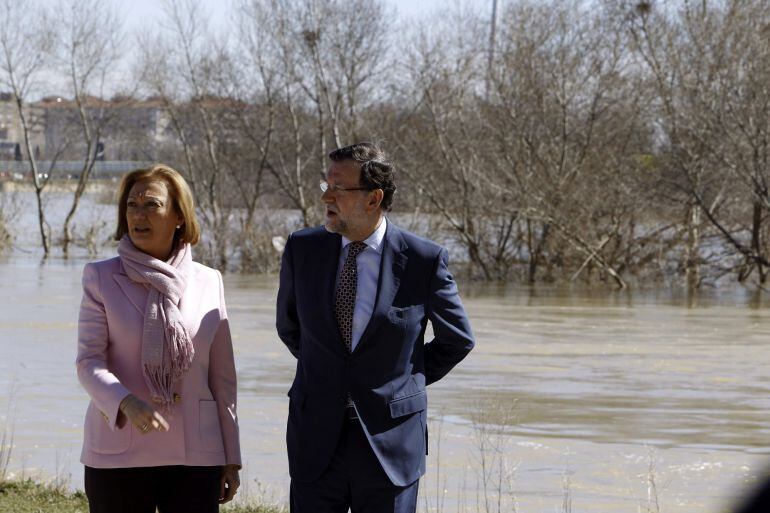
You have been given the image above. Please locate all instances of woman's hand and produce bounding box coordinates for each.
[219,464,240,504]
[118,394,169,434]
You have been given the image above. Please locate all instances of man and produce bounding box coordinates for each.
[276,142,475,513]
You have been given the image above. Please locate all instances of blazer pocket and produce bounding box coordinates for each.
[85,403,131,455]
[387,305,425,326]
[198,400,225,453]
[389,390,427,418]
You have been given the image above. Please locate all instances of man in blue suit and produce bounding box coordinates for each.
[276,142,475,513]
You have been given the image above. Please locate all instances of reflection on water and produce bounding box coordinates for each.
[0,253,768,512]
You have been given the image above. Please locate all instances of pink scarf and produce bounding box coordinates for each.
[118,236,195,412]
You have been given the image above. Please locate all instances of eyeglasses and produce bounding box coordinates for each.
[319,180,371,194]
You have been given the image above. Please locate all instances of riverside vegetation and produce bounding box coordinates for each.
[1,0,770,291]
[0,480,286,513]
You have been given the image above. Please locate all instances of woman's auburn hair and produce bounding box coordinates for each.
[114,164,201,245]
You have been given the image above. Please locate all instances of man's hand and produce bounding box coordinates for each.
[219,464,241,504]
[118,394,169,434]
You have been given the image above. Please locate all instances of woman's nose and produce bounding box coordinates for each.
[128,206,147,219]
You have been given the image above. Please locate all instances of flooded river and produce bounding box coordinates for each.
[0,191,768,511]
[1,252,768,512]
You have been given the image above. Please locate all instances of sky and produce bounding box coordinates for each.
[117,0,496,32]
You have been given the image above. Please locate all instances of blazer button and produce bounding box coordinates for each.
[173,393,182,403]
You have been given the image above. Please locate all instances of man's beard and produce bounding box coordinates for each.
[325,217,348,234]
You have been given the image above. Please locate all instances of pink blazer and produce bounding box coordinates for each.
[76,256,241,469]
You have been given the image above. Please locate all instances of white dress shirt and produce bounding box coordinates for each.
[337,217,387,351]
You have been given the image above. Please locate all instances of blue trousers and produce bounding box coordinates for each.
[290,417,420,513]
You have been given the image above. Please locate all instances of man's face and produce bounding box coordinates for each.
[322,160,370,238]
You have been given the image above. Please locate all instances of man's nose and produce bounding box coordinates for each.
[321,190,334,203]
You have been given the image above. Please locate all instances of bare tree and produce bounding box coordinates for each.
[237,0,390,229]
[138,0,237,268]
[627,0,770,289]
[394,6,501,279]
[233,0,278,228]
[304,0,392,144]
[485,0,653,288]
[688,0,770,284]
[0,0,53,254]
[54,0,126,254]
[389,1,653,286]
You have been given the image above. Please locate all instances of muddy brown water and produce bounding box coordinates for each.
[0,252,768,511]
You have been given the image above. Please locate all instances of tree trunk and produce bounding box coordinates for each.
[16,97,49,255]
[33,186,49,255]
[527,220,550,284]
[751,200,766,284]
[62,154,96,255]
[685,203,700,292]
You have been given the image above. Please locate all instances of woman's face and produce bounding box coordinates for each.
[126,180,183,260]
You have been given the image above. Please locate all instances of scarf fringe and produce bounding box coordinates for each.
[144,363,175,414]
[166,321,194,379]
[145,322,194,414]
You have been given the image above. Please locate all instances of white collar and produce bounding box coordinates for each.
[341,217,387,255]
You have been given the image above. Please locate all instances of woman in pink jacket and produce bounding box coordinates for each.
[76,164,241,513]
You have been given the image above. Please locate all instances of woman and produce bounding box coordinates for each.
[76,164,241,513]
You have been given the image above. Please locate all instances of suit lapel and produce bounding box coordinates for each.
[319,231,344,347]
[355,222,407,352]
[113,273,148,316]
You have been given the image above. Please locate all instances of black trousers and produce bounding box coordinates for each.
[84,465,221,513]
[290,417,420,513]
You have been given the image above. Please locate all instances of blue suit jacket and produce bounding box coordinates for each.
[276,222,475,486]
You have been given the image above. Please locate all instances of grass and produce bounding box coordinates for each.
[0,478,285,513]
[0,480,88,513]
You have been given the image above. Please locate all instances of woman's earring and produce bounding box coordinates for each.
[176,225,181,229]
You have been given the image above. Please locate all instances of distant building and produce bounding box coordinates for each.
[1,92,249,166]
[0,92,45,161]
[32,95,173,162]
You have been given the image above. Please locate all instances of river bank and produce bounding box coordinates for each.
[0,478,284,512]
[0,479,87,513]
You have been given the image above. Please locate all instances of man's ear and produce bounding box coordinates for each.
[368,189,384,211]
